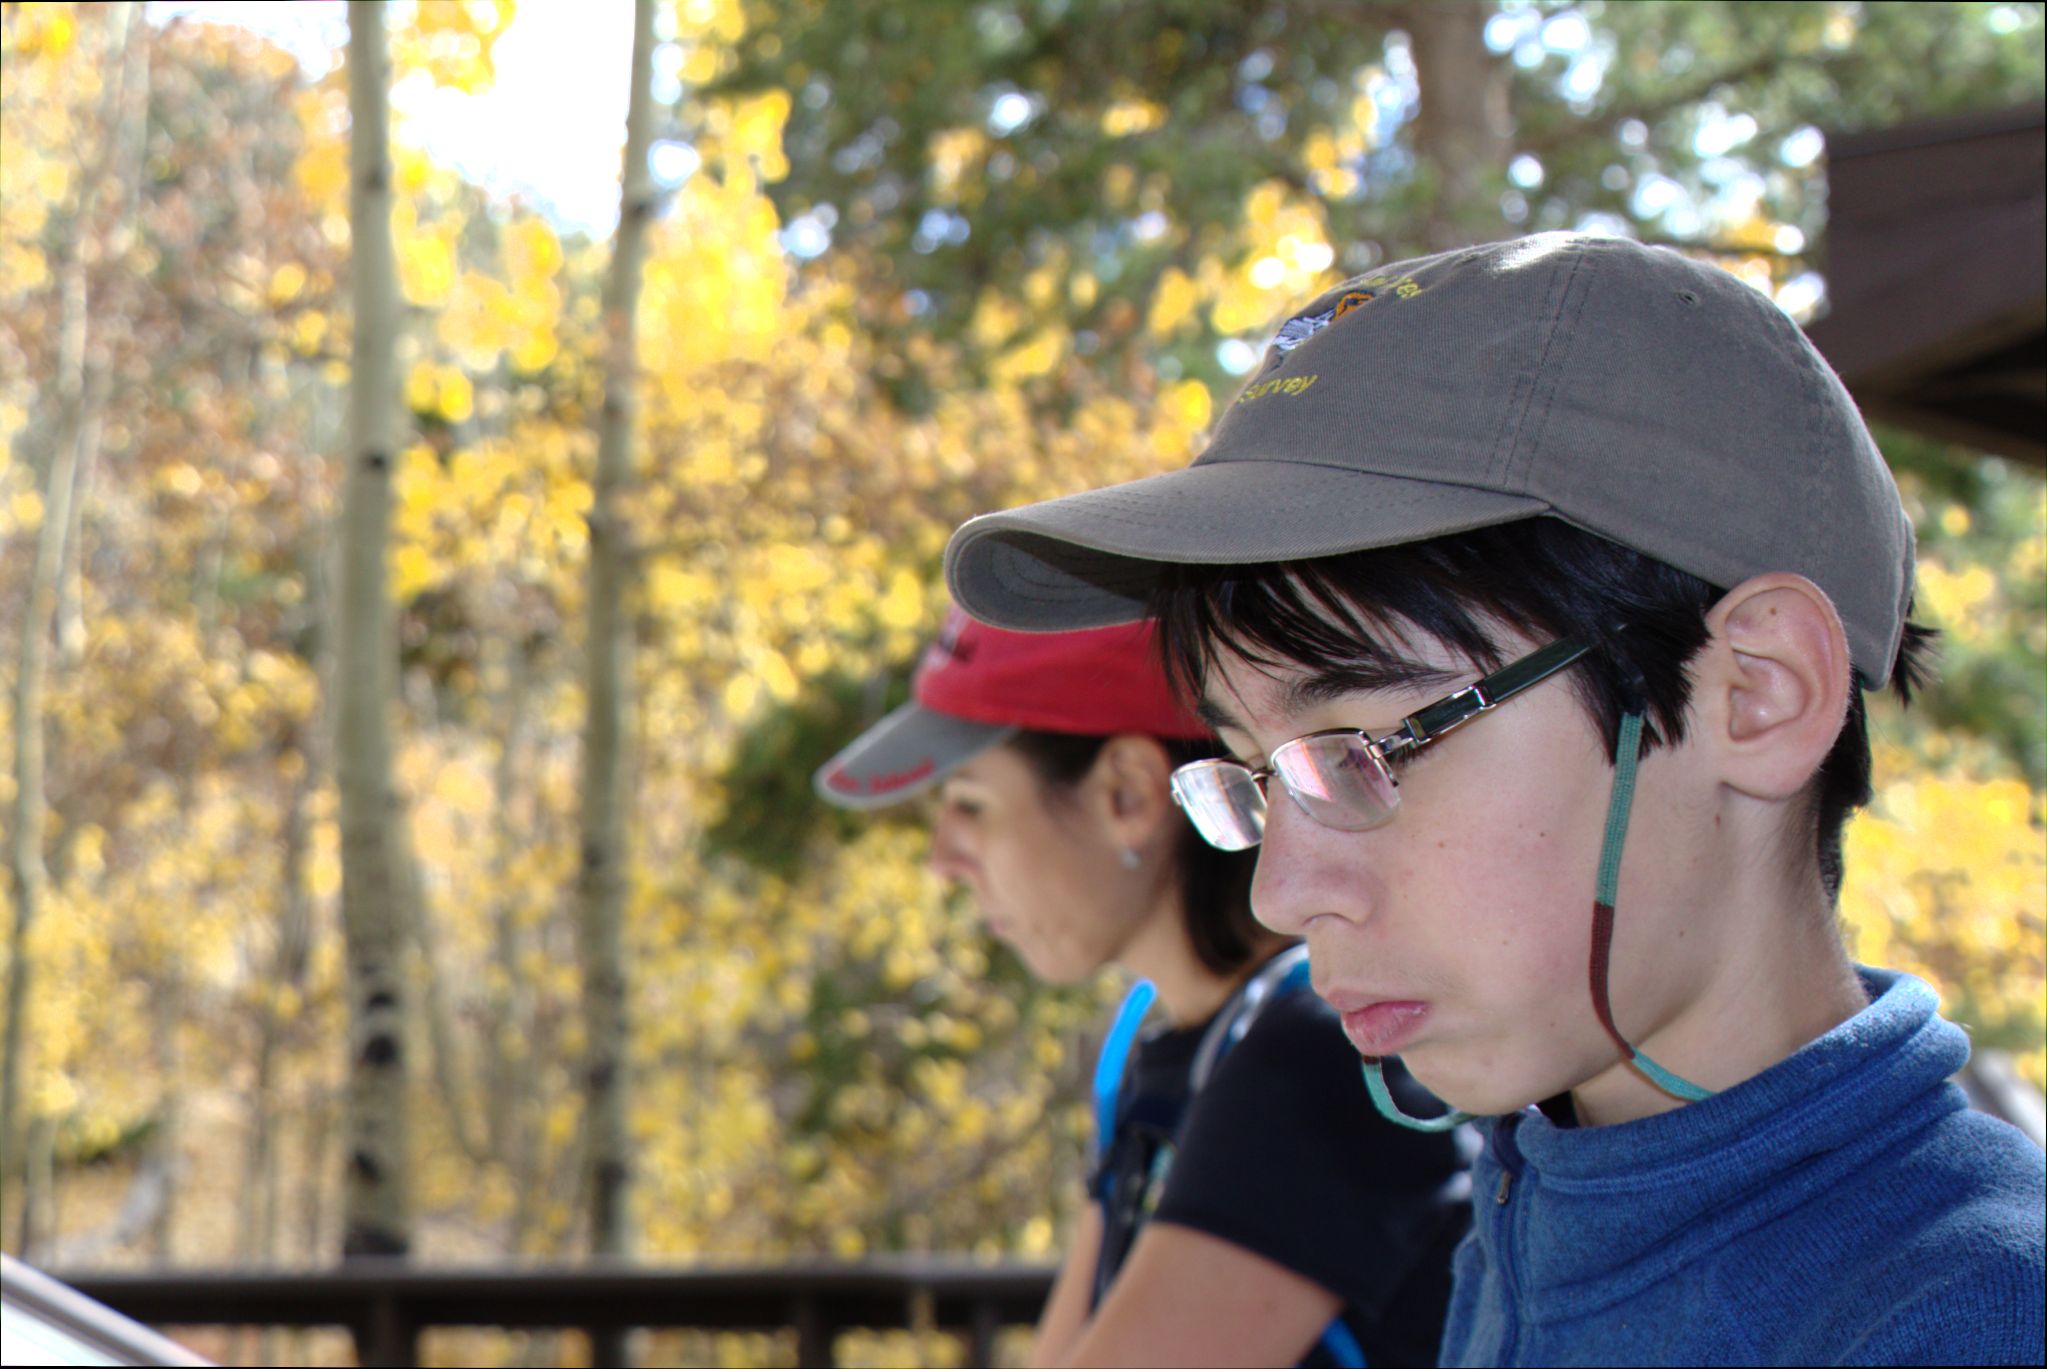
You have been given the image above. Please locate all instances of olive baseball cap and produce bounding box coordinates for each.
[944,232,1916,686]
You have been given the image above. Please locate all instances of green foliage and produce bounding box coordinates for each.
[1515,1,2047,240]
[700,664,920,879]
[57,1111,160,1168]
[715,0,1403,389]
[723,0,2046,376]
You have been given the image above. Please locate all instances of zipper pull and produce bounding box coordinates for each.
[1495,1169,1514,1205]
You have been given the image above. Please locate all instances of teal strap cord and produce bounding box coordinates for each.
[1592,713,1714,1103]
[1594,712,1645,907]
[1362,709,1711,1129]
[1632,1045,1713,1102]
[1361,1058,1472,1132]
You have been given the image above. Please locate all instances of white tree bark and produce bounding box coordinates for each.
[52,1,151,665]
[3,3,145,1228]
[337,0,412,1263]
[577,5,658,1354]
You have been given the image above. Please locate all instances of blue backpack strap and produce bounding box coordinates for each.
[1317,1317,1367,1367]
[1093,979,1158,1167]
[1188,944,1312,1088]
[1091,956,1368,1367]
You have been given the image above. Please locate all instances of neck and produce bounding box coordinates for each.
[1572,807,1870,1127]
[1116,886,1286,1028]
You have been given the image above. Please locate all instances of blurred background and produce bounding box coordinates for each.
[1,1,2041,1365]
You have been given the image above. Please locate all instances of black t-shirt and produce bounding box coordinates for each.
[1090,982,1470,1367]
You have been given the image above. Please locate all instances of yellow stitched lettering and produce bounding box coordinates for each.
[1237,373,1320,404]
[1340,273,1422,301]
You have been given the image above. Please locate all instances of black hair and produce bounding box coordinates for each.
[1005,729,1267,976]
[1150,517,1936,902]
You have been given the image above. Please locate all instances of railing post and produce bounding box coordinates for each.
[590,1324,631,1368]
[969,1294,1000,1368]
[793,1293,833,1368]
[354,1289,416,1368]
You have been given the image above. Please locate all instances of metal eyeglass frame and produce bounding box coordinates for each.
[1171,638,1594,848]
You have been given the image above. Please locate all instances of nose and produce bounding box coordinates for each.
[1248,788,1375,937]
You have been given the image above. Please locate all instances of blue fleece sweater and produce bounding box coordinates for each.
[1441,969,2045,1366]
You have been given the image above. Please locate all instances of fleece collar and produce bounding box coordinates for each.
[1476,968,1970,1322]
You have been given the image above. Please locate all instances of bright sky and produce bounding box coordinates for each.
[150,0,638,231]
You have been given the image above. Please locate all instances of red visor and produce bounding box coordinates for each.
[914,607,1207,739]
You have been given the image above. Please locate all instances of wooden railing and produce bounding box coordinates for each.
[49,1056,2043,1367]
[50,1257,1059,1367]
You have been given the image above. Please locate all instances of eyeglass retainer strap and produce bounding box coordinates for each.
[1360,699,1714,1135]
[1591,710,1714,1103]
[1361,1057,1475,1132]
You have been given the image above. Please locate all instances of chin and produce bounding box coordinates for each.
[1005,942,1091,988]
[1026,956,1093,988]
[1399,1044,1559,1120]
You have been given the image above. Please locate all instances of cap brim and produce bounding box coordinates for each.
[945,459,1550,631]
[813,701,1017,811]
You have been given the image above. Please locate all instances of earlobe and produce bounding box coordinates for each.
[1701,574,1852,800]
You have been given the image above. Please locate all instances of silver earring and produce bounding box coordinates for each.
[1119,847,1141,870]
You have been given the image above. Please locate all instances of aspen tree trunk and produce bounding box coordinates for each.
[1405,1,1514,252]
[2,1,143,1217]
[0,234,77,1219]
[578,7,657,1361]
[244,377,337,1306]
[398,807,485,1162]
[243,712,316,1267]
[337,0,413,1268]
[147,970,180,1259]
[13,1118,55,1257]
[486,635,536,1175]
[53,3,151,664]
[247,522,328,1271]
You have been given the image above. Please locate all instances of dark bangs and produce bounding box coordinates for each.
[1151,518,1723,763]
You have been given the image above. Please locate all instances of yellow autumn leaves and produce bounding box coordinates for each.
[1842,748,2047,1089]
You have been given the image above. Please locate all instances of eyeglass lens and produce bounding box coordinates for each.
[1172,736,1402,850]
[1170,762,1267,851]
[1273,734,1401,832]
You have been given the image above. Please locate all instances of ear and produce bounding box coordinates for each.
[1088,734,1178,852]
[1696,574,1853,800]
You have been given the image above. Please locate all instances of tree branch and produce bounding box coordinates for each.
[1630,232,1812,262]
[1521,48,1837,156]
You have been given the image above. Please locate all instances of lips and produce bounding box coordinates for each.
[1331,998,1431,1057]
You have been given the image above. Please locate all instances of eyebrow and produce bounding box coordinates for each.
[1197,661,1467,738]
[1282,663,1465,717]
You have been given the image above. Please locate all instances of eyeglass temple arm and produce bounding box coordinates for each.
[1395,639,1594,746]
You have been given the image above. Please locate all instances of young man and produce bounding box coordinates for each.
[942,233,2045,1365]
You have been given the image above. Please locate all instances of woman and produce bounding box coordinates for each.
[816,609,1468,1367]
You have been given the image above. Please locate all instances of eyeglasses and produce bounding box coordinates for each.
[1169,639,1593,850]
